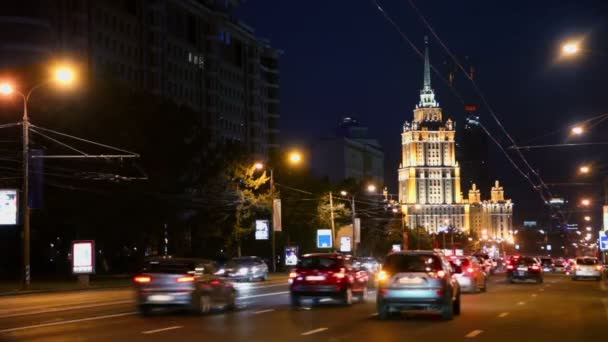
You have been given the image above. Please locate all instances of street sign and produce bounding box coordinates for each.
[317,229,332,248]
[340,237,351,252]
[600,236,608,251]
[0,189,18,225]
[255,220,269,240]
[391,244,402,252]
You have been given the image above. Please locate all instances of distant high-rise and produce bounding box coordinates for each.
[460,114,490,196]
[2,0,280,158]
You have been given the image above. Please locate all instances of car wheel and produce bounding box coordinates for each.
[377,301,390,320]
[357,287,368,303]
[138,305,152,316]
[453,295,461,316]
[342,287,353,306]
[290,294,300,308]
[198,294,212,314]
[441,297,454,320]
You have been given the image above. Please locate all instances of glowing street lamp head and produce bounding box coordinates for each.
[54,66,75,85]
[367,184,377,193]
[579,165,590,174]
[340,190,348,196]
[562,42,579,55]
[0,83,14,95]
[571,126,584,135]
[581,198,591,206]
[254,162,264,170]
[584,216,591,222]
[288,151,302,165]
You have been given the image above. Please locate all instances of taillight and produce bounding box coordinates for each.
[596,265,602,271]
[506,265,514,270]
[134,276,151,283]
[436,270,446,278]
[530,265,540,271]
[177,276,195,283]
[333,268,346,279]
[466,267,474,274]
[289,272,298,279]
[377,270,389,281]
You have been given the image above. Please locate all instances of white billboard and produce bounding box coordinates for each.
[255,220,270,240]
[0,190,18,225]
[72,241,95,274]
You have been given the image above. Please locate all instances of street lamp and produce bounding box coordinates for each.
[562,42,580,56]
[0,65,76,289]
[571,126,584,135]
[367,184,377,193]
[288,151,302,165]
[579,165,590,174]
[584,216,591,222]
[580,198,591,206]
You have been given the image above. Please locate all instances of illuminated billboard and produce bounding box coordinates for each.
[0,190,18,225]
[72,241,95,274]
[255,220,269,240]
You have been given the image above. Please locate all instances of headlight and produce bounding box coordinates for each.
[377,271,389,281]
[238,267,249,275]
[252,266,259,272]
[214,268,225,275]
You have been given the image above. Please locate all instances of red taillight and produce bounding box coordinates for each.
[466,267,474,274]
[530,265,540,271]
[436,270,446,278]
[134,276,151,283]
[333,268,346,279]
[436,289,445,296]
[210,280,221,286]
[177,276,195,283]
[506,265,514,270]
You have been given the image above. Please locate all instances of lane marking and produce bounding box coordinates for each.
[0,300,134,319]
[238,291,289,300]
[301,327,328,336]
[498,312,509,318]
[539,288,545,292]
[602,298,608,321]
[320,298,332,303]
[465,330,483,338]
[369,313,379,317]
[142,326,183,335]
[0,312,136,333]
[234,283,288,290]
[531,294,537,297]
[253,309,275,314]
[517,301,526,305]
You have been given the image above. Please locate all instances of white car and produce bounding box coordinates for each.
[572,257,602,281]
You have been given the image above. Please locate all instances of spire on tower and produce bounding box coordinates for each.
[418,35,438,108]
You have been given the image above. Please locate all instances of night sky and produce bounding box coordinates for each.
[237,0,608,225]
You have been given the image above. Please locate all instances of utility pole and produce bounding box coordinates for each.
[270,168,276,272]
[329,192,336,250]
[351,195,356,256]
[22,94,30,289]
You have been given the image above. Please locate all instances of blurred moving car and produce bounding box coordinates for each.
[506,256,543,283]
[553,259,566,273]
[289,253,369,307]
[134,257,236,315]
[450,256,487,293]
[376,251,461,320]
[474,253,495,275]
[359,257,381,274]
[572,257,602,281]
[220,256,269,282]
[540,258,554,272]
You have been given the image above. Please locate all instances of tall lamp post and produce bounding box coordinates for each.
[0,67,75,289]
[340,184,377,256]
[255,150,302,272]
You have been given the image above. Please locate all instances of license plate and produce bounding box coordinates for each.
[305,276,326,281]
[517,267,527,271]
[517,271,526,276]
[148,294,174,302]
[399,277,423,284]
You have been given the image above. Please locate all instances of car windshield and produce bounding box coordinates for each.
[299,256,341,269]
[516,257,537,266]
[577,258,598,265]
[383,254,442,273]
[142,261,195,274]
[541,259,552,265]
[229,258,259,267]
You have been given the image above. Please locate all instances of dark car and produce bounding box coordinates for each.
[220,256,269,282]
[376,251,461,320]
[289,253,369,307]
[506,256,543,283]
[540,258,554,272]
[134,257,236,315]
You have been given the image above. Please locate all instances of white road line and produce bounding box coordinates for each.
[465,330,483,338]
[320,298,332,303]
[0,300,134,319]
[539,288,545,292]
[301,328,328,336]
[498,312,509,318]
[531,294,538,297]
[602,298,608,321]
[142,326,183,335]
[369,313,379,317]
[235,283,288,290]
[517,301,526,305]
[0,312,136,333]
[238,291,289,300]
[253,309,275,314]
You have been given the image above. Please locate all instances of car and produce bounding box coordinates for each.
[134,257,236,315]
[376,251,461,320]
[474,253,495,275]
[553,259,566,273]
[450,256,488,293]
[572,257,602,281]
[220,256,269,282]
[289,253,369,307]
[506,256,543,283]
[540,258,554,272]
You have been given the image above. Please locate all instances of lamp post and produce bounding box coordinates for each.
[0,67,75,289]
[340,183,377,256]
[255,150,302,272]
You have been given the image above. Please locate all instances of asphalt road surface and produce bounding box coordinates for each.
[0,274,606,341]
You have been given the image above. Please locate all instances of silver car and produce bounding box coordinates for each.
[134,257,236,315]
[450,256,488,293]
[221,256,269,282]
[376,251,461,320]
[572,257,602,281]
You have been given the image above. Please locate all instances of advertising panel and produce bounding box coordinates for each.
[255,220,270,240]
[0,190,18,225]
[72,240,95,274]
[285,246,299,266]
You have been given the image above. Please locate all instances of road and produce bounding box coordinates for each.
[0,274,606,341]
